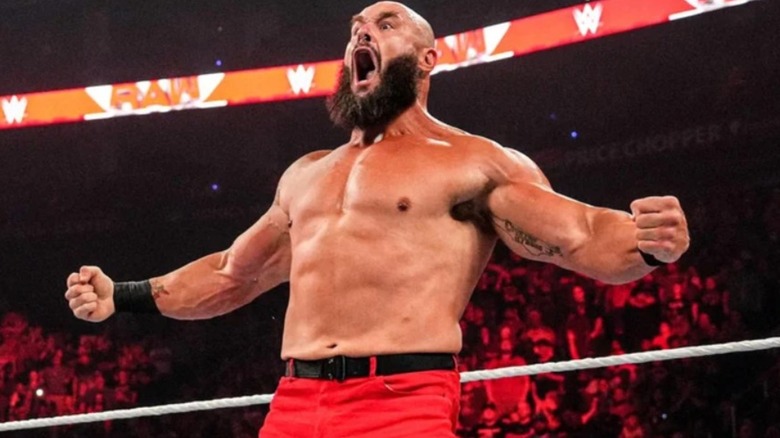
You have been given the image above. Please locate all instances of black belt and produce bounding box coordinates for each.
[285,353,456,382]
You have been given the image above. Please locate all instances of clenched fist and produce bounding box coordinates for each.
[64,266,116,322]
[631,196,690,264]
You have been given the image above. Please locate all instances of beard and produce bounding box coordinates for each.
[326,53,421,131]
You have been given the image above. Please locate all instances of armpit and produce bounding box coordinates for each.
[449,181,497,235]
[450,199,495,234]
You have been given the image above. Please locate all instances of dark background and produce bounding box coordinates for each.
[0,0,778,386]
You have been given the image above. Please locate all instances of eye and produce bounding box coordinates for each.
[379,22,393,30]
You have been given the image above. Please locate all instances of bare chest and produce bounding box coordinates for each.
[288,140,489,221]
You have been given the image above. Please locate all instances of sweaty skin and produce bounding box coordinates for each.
[281,134,499,359]
[65,2,689,361]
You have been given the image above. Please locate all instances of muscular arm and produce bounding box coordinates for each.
[67,151,330,323]
[485,145,686,284]
[148,151,331,319]
[149,202,291,320]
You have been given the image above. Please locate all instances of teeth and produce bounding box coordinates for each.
[366,71,376,80]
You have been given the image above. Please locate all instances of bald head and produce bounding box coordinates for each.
[337,1,438,121]
[354,1,435,48]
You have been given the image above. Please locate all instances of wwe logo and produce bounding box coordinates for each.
[286,65,315,95]
[573,3,603,36]
[1,95,27,124]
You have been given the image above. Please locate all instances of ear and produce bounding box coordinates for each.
[418,47,438,73]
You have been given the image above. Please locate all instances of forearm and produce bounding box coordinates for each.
[118,207,291,320]
[147,251,258,320]
[567,209,655,285]
[115,252,269,321]
[489,184,656,284]
[487,145,688,285]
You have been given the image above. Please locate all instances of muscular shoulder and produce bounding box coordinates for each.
[290,149,333,170]
[275,149,333,208]
[284,149,332,178]
[453,134,550,188]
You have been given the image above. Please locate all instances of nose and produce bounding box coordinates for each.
[356,28,372,45]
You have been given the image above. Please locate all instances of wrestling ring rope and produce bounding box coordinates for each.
[1,336,779,432]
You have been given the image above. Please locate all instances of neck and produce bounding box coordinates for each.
[348,98,462,147]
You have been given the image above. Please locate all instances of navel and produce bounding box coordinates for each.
[397,197,412,212]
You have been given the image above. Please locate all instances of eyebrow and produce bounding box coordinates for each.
[350,11,401,28]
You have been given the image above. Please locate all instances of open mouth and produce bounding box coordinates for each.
[353,48,379,84]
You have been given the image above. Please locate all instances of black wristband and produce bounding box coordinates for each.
[639,250,666,267]
[113,280,161,314]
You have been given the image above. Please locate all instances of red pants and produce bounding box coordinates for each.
[259,369,461,437]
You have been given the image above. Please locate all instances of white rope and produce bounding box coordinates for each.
[0,394,274,432]
[1,337,778,432]
[460,336,780,383]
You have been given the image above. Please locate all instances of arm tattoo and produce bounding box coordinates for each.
[492,216,563,257]
[150,279,171,301]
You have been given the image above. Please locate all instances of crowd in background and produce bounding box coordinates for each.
[457,186,780,437]
[0,186,778,437]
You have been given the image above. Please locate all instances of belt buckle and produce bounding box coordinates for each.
[324,356,347,382]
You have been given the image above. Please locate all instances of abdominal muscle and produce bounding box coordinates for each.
[280,284,466,360]
[279,215,495,360]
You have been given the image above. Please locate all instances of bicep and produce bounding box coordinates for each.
[221,151,327,284]
[485,143,643,276]
[225,203,292,284]
[487,180,596,267]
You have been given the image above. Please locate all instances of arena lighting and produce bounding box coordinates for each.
[0,0,757,131]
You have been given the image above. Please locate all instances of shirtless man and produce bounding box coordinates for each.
[64,2,690,436]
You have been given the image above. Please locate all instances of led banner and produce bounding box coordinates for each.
[533,120,745,170]
[0,0,754,131]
